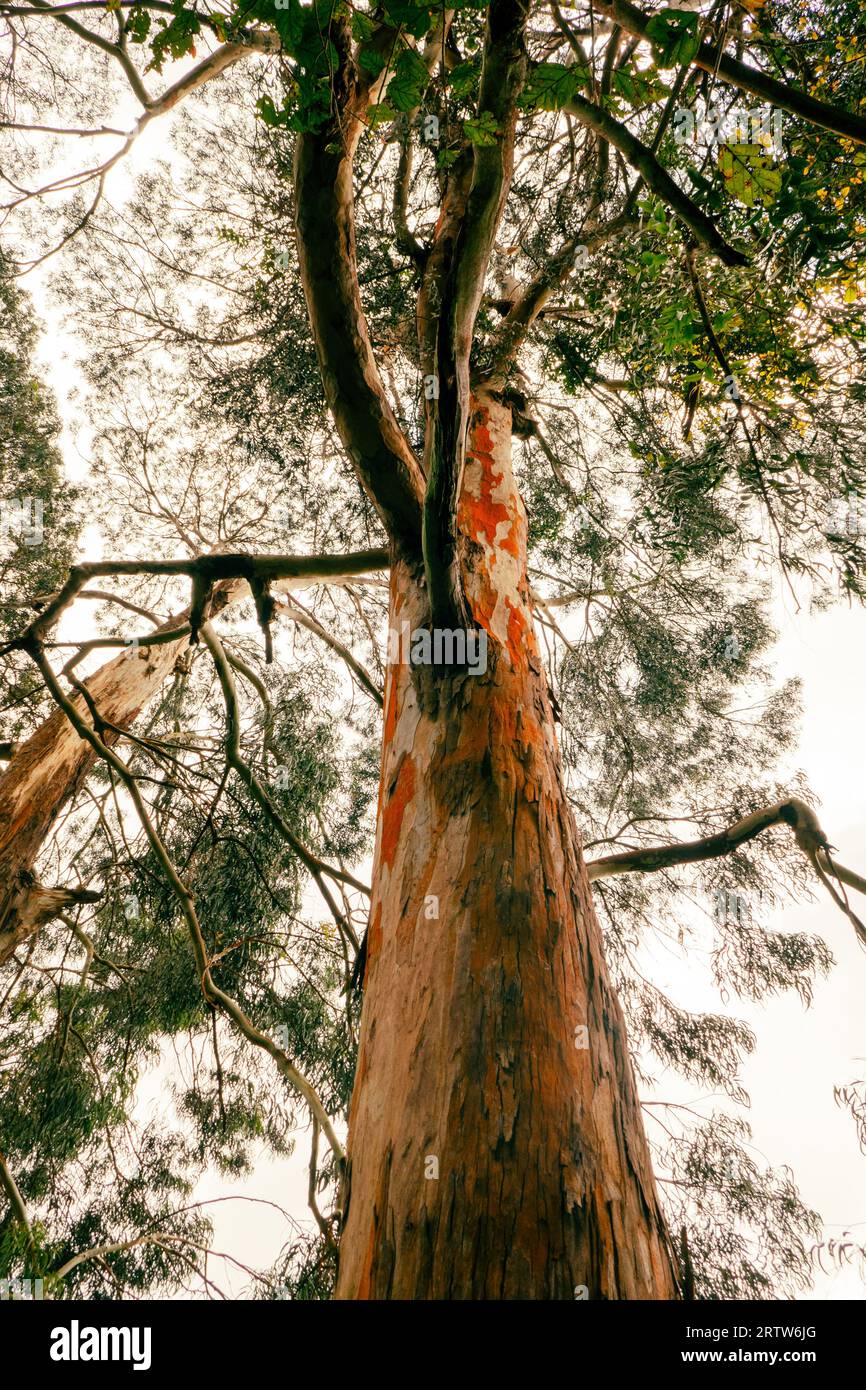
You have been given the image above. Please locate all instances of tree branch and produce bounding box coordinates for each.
[4,547,390,652]
[587,796,866,947]
[588,0,866,147]
[392,115,428,267]
[0,1148,34,1244]
[199,623,367,928]
[21,0,153,106]
[23,640,347,1168]
[486,211,634,373]
[0,874,101,966]
[278,596,383,707]
[563,93,747,267]
[293,18,427,557]
[0,550,389,948]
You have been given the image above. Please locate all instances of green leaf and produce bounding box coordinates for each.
[518,62,586,111]
[256,95,291,128]
[463,110,500,146]
[126,6,151,42]
[358,48,387,77]
[385,47,431,113]
[718,144,781,209]
[381,1,433,38]
[447,58,481,101]
[146,9,201,72]
[366,102,397,129]
[685,165,713,196]
[272,0,305,53]
[351,10,375,42]
[612,67,670,104]
[644,9,700,68]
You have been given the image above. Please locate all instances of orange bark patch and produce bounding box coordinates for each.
[366,902,383,969]
[465,564,500,633]
[504,597,529,668]
[355,1219,377,1301]
[460,411,519,556]
[380,754,416,870]
[383,666,400,748]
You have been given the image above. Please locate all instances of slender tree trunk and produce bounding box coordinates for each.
[336,393,680,1299]
[0,617,193,958]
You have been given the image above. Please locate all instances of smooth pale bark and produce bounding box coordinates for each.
[0,610,195,960]
[336,393,680,1299]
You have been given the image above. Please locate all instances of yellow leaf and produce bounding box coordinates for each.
[718,144,781,208]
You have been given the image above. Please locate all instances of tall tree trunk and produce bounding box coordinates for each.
[336,393,680,1299]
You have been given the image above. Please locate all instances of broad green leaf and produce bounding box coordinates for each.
[272,0,305,53]
[447,58,481,100]
[358,48,387,77]
[644,8,700,68]
[381,1,433,38]
[351,10,375,42]
[463,111,500,146]
[518,61,586,111]
[385,48,431,112]
[367,102,398,129]
[256,96,291,128]
[612,67,670,104]
[719,144,782,208]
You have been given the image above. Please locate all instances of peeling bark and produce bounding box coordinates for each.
[336,394,680,1299]
[0,872,101,965]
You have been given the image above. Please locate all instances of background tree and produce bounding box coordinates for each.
[0,0,865,1299]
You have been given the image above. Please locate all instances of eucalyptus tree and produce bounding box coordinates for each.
[1,0,865,1300]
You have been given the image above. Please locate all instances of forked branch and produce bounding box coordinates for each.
[423,0,531,627]
[587,797,866,947]
[293,17,428,556]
